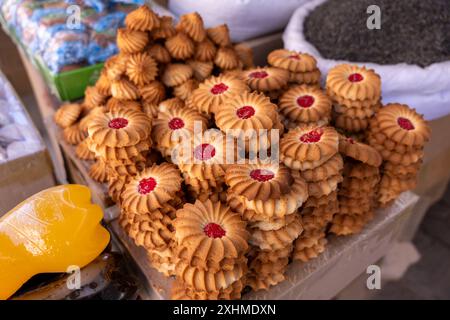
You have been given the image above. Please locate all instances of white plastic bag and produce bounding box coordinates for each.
[283,0,450,120]
[168,0,310,42]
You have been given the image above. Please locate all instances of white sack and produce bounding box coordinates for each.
[283,0,450,120]
[168,0,310,42]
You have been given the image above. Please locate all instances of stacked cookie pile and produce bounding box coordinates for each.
[326,64,381,133]
[278,84,332,130]
[86,108,152,202]
[172,199,249,300]
[268,49,321,88]
[215,91,283,155]
[119,163,183,276]
[330,135,382,235]
[225,162,308,290]
[366,104,430,206]
[174,128,234,202]
[280,125,342,262]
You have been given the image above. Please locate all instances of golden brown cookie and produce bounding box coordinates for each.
[188,74,249,114]
[234,43,254,68]
[194,38,217,62]
[147,43,171,64]
[334,102,380,119]
[186,60,214,81]
[139,80,166,104]
[289,69,321,85]
[75,139,95,161]
[268,49,317,73]
[54,103,82,128]
[121,163,182,212]
[280,125,339,170]
[171,278,243,300]
[242,67,289,92]
[207,24,231,47]
[125,52,158,86]
[165,32,195,60]
[301,153,343,182]
[215,91,278,134]
[225,162,293,201]
[279,84,332,124]
[63,123,86,145]
[161,63,193,87]
[303,191,338,208]
[87,138,149,161]
[334,114,369,132]
[173,78,199,100]
[95,70,111,96]
[89,160,108,183]
[174,199,248,267]
[116,28,148,54]
[339,134,382,167]
[369,103,430,147]
[214,47,240,70]
[125,5,160,31]
[151,16,176,39]
[110,77,140,100]
[326,64,381,102]
[176,12,206,42]
[308,174,343,198]
[88,108,151,147]
[84,86,107,109]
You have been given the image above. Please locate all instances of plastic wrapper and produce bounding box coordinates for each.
[0,70,43,163]
[0,0,147,73]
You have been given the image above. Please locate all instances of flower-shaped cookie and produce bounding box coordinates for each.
[121,163,182,213]
[326,64,381,102]
[279,85,332,123]
[268,49,317,73]
[242,67,289,92]
[188,74,249,114]
[88,108,151,147]
[165,33,195,60]
[125,52,158,86]
[280,125,339,170]
[176,12,206,42]
[225,162,293,201]
[125,5,160,31]
[116,28,148,54]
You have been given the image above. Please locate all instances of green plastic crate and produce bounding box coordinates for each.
[0,13,104,101]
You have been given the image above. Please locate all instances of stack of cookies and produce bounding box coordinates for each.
[86,108,152,202]
[225,162,308,290]
[366,103,430,207]
[215,91,283,155]
[330,135,382,235]
[326,64,381,133]
[240,66,289,102]
[174,129,234,201]
[172,199,249,300]
[278,84,332,130]
[280,125,342,262]
[151,101,208,159]
[119,163,183,276]
[268,49,321,88]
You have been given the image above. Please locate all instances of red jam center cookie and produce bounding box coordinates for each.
[348,73,364,82]
[194,143,216,160]
[397,117,415,130]
[108,117,129,129]
[210,83,229,95]
[297,95,315,108]
[249,71,269,79]
[236,106,255,119]
[250,169,275,182]
[203,222,226,238]
[168,117,185,130]
[138,177,157,195]
[300,129,323,143]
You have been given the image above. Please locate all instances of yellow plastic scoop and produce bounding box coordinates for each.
[0,185,110,300]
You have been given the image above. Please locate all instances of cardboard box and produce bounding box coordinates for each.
[107,191,418,300]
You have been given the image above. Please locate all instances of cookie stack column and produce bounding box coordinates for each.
[119,163,183,276]
[366,103,430,207]
[278,84,332,130]
[225,162,308,291]
[175,129,233,202]
[267,49,321,88]
[330,135,382,236]
[171,199,249,300]
[280,125,342,262]
[86,108,152,203]
[326,64,381,134]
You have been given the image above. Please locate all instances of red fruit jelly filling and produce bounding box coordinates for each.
[250,169,275,182]
[249,71,268,79]
[300,129,323,143]
[138,177,157,195]
[236,106,255,119]
[210,83,229,95]
[397,117,415,130]
[297,95,315,108]
[347,137,355,144]
[288,54,300,60]
[194,143,216,161]
[108,117,128,129]
[204,222,226,238]
[168,117,185,130]
[348,73,364,82]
